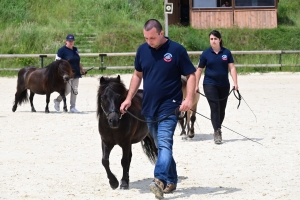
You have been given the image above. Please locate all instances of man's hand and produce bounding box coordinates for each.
[120,99,132,114]
[179,98,193,112]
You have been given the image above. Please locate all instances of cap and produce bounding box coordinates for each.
[66,34,75,41]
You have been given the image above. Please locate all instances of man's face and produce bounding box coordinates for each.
[143,27,164,49]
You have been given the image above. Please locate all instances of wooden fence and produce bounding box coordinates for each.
[1,50,300,71]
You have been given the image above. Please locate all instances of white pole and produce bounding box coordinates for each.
[164,0,168,37]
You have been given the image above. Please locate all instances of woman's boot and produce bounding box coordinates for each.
[214,128,222,144]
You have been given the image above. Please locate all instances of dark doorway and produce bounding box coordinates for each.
[180,0,189,26]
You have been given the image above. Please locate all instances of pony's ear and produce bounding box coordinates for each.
[100,76,106,85]
[117,75,120,82]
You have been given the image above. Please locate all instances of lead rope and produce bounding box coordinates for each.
[124,107,187,124]
[67,81,78,95]
[172,100,262,146]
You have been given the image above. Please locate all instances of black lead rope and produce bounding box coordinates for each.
[198,87,257,122]
[190,108,263,146]
[67,68,95,95]
[67,81,78,95]
[234,89,257,122]
[82,67,94,75]
[125,107,187,124]
[172,100,263,146]
[197,88,235,102]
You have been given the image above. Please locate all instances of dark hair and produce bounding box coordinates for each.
[144,19,163,33]
[209,30,223,47]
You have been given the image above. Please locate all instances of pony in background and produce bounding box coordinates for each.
[12,60,73,113]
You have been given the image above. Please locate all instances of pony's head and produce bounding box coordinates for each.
[57,60,74,82]
[97,75,127,129]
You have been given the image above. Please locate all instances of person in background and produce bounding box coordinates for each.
[120,19,196,199]
[222,1,230,7]
[195,30,238,144]
[54,34,85,113]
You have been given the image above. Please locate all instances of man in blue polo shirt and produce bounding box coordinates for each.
[120,19,196,199]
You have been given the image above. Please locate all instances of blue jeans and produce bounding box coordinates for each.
[145,114,178,185]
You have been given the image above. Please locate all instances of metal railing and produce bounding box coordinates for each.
[1,50,300,71]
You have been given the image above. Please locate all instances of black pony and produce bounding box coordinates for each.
[97,75,157,190]
[12,60,73,113]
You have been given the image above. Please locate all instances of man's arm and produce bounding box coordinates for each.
[195,67,203,92]
[180,72,196,111]
[120,70,143,113]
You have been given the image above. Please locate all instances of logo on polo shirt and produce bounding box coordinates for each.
[222,55,228,61]
[164,53,172,62]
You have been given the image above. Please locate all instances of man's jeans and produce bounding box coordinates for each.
[145,114,178,185]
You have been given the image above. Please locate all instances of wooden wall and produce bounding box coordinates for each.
[167,0,278,29]
[190,10,233,29]
[234,9,277,28]
[190,9,277,29]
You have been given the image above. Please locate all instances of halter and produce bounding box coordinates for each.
[101,103,123,119]
[100,85,123,119]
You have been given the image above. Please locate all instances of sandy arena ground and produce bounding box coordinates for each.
[0,73,299,200]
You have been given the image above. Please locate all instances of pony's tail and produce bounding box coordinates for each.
[14,69,29,106]
[14,89,28,106]
[141,134,158,165]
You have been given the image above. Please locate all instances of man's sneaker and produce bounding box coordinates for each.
[149,178,164,199]
[53,99,60,111]
[70,107,80,113]
[163,183,177,193]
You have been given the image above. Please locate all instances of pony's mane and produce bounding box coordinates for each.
[97,76,142,117]
[44,60,68,88]
[99,77,127,97]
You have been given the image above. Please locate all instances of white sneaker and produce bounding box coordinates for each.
[54,99,60,111]
[70,107,80,113]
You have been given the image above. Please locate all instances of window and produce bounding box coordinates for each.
[193,0,232,8]
[192,0,276,8]
[235,0,275,7]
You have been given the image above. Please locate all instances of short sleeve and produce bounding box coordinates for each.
[178,48,196,76]
[227,50,234,63]
[57,48,64,60]
[134,49,142,72]
[198,52,207,68]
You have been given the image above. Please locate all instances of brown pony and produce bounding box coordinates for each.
[178,76,200,138]
[12,60,73,113]
[97,75,157,190]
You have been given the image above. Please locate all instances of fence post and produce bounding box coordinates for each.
[99,54,107,72]
[279,51,282,71]
[39,55,47,68]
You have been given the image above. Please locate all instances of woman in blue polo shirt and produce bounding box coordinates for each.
[53,34,85,113]
[195,30,238,144]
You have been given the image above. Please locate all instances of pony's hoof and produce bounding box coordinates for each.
[12,106,17,112]
[188,133,195,138]
[120,179,129,190]
[31,108,36,112]
[63,107,68,112]
[45,110,50,113]
[180,132,186,136]
[109,179,119,190]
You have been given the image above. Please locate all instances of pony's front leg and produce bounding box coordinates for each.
[120,144,132,190]
[179,118,186,136]
[29,91,36,112]
[45,94,50,113]
[188,113,196,138]
[62,95,68,112]
[102,141,119,189]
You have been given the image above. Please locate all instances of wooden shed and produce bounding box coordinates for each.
[168,0,279,29]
